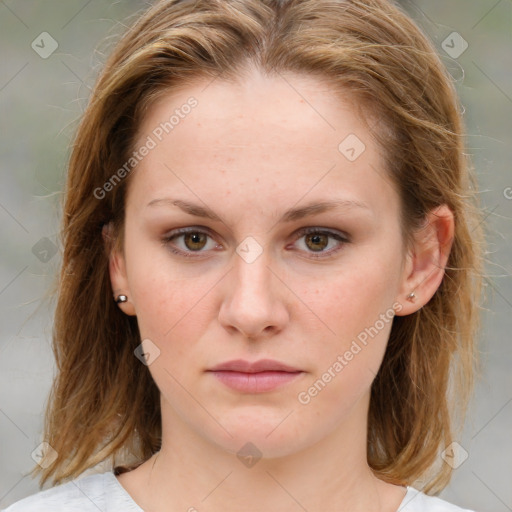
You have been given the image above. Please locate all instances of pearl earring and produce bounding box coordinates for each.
[115,294,128,303]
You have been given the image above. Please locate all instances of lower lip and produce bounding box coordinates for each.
[208,370,303,392]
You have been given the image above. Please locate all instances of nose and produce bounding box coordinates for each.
[218,249,289,340]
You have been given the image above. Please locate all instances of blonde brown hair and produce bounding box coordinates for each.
[32,0,486,494]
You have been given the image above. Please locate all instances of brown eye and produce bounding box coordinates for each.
[304,233,329,252]
[162,228,218,258]
[183,232,208,251]
[293,228,350,259]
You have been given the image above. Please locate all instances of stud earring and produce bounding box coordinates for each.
[406,291,416,302]
[115,294,128,304]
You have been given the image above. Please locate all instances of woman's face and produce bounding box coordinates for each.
[109,67,413,458]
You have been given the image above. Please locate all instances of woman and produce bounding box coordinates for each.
[2,0,486,510]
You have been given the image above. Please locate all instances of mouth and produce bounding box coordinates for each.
[206,359,304,393]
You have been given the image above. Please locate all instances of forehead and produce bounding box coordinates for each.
[128,68,398,220]
[138,68,366,151]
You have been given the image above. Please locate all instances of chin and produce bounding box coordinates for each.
[200,409,319,461]
[212,431,306,461]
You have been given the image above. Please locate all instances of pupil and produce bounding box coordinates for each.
[307,233,327,251]
[186,232,206,250]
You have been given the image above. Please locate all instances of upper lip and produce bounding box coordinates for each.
[208,359,302,373]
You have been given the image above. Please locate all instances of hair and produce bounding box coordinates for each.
[31,0,487,495]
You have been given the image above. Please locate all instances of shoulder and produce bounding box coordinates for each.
[399,487,476,512]
[0,471,136,512]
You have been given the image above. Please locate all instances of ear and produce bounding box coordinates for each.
[394,204,454,316]
[102,222,136,316]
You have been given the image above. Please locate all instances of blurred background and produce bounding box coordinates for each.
[0,1,511,510]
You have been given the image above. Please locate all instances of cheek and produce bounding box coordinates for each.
[296,313,393,426]
[292,244,401,394]
[298,254,400,340]
[126,242,214,342]
[135,281,211,344]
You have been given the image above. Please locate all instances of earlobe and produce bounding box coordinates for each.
[394,205,454,316]
[102,222,136,316]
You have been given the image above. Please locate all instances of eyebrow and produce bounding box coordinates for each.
[145,197,372,223]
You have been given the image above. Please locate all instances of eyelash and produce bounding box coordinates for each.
[161,226,350,260]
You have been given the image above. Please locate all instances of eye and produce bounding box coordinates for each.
[161,227,220,258]
[292,227,350,259]
[162,226,350,260]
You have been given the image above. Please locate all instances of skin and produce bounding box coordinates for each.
[105,65,454,512]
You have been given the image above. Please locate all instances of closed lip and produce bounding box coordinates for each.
[207,359,302,373]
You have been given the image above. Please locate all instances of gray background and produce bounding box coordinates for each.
[0,0,511,510]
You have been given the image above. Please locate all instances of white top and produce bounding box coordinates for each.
[1,470,476,511]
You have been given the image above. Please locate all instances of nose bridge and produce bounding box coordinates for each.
[232,244,274,306]
[219,242,288,338]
